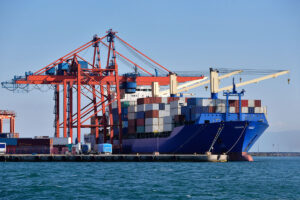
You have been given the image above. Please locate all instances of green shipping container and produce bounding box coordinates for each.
[136,126,145,133]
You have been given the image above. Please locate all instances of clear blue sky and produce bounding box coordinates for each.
[0,0,299,151]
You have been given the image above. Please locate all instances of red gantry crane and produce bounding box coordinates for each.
[1,29,205,150]
[0,110,16,136]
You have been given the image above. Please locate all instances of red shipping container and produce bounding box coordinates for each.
[17,138,52,146]
[209,106,216,113]
[51,147,59,154]
[174,115,185,122]
[255,100,261,107]
[241,100,248,107]
[128,119,136,127]
[229,100,238,107]
[136,119,145,126]
[168,97,180,103]
[72,147,76,155]
[153,97,162,104]
[6,145,16,154]
[61,147,69,154]
[148,97,162,104]
[137,97,162,105]
[128,126,136,134]
[235,106,240,113]
[137,98,145,105]
[145,110,159,118]
[15,146,51,154]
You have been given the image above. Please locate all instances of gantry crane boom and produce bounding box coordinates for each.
[217,70,290,92]
[158,70,242,96]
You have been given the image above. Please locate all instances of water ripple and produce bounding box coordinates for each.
[0,157,300,199]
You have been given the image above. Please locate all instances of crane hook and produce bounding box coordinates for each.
[240,77,242,83]
[288,78,290,84]
[205,86,208,91]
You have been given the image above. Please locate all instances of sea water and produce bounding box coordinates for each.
[0,157,299,200]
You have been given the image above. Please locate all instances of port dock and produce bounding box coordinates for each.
[0,154,227,162]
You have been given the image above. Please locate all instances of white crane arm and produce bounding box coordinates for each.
[217,70,290,92]
[159,77,208,95]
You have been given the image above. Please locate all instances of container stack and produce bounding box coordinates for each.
[128,104,137,134]
[181,98,265,122]
[15,138,53,154]
[51,137,72,154]
[94,97,265,137]
[111,100,136,136]
[0,138,18,154]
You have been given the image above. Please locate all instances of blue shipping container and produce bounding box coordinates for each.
[58,63,69,71]
[187,98,207,106]
[97,143,112,153]
[248,107,255,114]
[45,67,55,75]
[78,61,88,69]
[125,88,136,93]
[136,111,145,119]
[0,138,18,146]
[159,103,165,110]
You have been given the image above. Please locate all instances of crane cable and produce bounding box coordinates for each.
[116,38,167,75]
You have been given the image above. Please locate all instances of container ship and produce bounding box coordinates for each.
[1,30,289,161]
[99,73,269,161]
[88,67,287,161]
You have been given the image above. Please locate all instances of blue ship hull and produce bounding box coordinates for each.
[121,120,268,155]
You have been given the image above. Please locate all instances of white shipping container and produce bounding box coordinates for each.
[242,107,249,113]
[216,106,226,113]
[161,97,168,103]
[128,112,136,120]
[202,99,214,106]
[163,116,173,124]
[158,125,163,132]
[164,104,170,111]
[263,106,267,115]
[248,100,255,107]
[145,104,159,111]
[84,134,95,142]
[159,110,169,117]
[53,137,71,145]
[0,143,6,155]
[178,97,186,103]
[145,118,159,125]
[137,104,146,112]
[170,101,179,109]
[216,99,226,107]
[255,107,263,113]
[163,123,173,132]
[171,108,181,116]
[128,105,137,113]
[229,107,236,113]
[158,118,164,125]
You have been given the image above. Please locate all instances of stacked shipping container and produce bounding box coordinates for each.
[110,97,266,136]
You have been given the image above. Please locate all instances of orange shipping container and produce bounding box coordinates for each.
[145,110,159,118]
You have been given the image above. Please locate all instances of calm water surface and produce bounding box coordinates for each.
[0,157,299,200]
